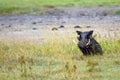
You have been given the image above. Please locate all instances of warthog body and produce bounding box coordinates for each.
[76,30,103,56]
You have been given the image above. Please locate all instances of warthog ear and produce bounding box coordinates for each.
[88,30,93,35]
[76,31,82,35]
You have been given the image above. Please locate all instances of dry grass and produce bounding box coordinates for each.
[0,34,120,80]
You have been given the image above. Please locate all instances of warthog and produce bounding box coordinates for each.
[76,30,103,56]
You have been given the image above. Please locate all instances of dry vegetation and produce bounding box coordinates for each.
[0,33,120,80]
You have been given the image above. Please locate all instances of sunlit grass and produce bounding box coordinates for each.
[0,35,120,80]
[0,0,120,14]
[115,9,120,15]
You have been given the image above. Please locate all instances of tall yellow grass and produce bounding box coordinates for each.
[0,34,120,80]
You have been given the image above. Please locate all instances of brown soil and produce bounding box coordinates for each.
[0,6,120,43]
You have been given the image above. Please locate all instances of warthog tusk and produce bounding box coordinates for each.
[86,39,90,46]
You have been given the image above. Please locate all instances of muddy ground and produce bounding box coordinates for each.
[0,6,120,43]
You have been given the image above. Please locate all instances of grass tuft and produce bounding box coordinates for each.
[114,9,120,15]
[0,36,120,80]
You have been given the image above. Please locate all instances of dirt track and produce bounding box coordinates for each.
[0,6,120,43]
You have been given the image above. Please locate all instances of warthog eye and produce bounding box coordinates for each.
[77,35,82,41]
[79,35,82,39]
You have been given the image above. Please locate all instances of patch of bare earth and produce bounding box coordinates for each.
[0,6,120,43]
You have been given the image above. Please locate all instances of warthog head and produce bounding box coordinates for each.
[76,30,93,48]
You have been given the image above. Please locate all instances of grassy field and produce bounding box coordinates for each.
[0,0,120,14]
[0,36,120,80]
